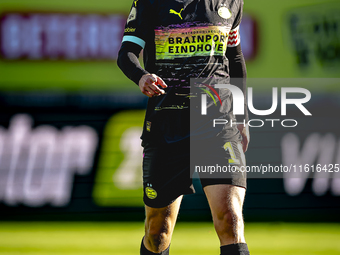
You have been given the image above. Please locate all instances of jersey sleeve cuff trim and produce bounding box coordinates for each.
[122,36,146,49]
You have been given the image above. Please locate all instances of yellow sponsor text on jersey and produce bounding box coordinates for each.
[125,27,136,33]
[155,25,231,60]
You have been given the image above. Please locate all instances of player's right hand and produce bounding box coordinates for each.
[139,74,167,97]
[237,124,250,153]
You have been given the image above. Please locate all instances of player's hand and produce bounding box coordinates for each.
[237,124,250,153]
[139,74,167,97]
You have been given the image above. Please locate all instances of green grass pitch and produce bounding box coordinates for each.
[0,222,339,255]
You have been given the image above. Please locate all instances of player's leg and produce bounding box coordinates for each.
[204,184,249,255]
[142,196,182,254]
[204,184,246,245]
[197,138,249,254]
[141,140,193,254]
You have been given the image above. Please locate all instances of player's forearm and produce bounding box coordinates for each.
[117,42,149,85]
[227,44,248,122]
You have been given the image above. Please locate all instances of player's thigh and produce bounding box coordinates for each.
[145,195,182,230]
[204,184,245,220]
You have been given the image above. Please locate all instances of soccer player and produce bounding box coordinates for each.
[118,0,250,254]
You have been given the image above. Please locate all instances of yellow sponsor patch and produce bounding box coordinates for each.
[155,25,231,60]
[145,187,157,199]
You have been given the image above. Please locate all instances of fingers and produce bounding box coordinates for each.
[243,132,248,151]
[156,76,168,88]
[237,124,249,153]
[139,74,167,97]
[242,137,248,153]
[145,84,165,97]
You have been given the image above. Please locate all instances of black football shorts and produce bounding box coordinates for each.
[142,138,246,208]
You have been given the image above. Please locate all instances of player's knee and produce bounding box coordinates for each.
[145,219,171,251]
[213,208,244,238]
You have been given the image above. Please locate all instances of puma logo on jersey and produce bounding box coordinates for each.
[169,8,183,20]
[134,0,139,7]
[127,7,137,23]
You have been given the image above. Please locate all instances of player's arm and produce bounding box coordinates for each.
[226,0,249,152]
[118,43,167,97]
[226,41,248,122]
[228,43,249,152]
[117,0,167,97]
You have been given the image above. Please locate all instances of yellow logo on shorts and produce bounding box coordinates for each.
[145,187,157,199]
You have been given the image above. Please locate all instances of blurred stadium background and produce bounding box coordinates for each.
[0,0,340,254]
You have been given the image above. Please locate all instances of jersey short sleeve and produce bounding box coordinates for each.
[122,0,155,49]
[228,0,243,48]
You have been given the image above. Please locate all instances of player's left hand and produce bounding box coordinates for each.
[237,124,250,153]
